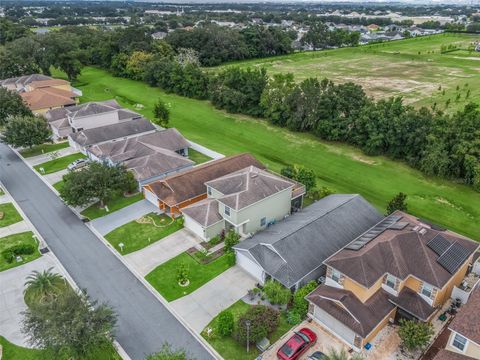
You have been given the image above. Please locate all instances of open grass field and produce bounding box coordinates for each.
[221,33,480,113]
[61,67,480,240]
[34,153,86,174]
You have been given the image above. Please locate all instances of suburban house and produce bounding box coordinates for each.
[87,129,193,188]
[143,153,264,218]
[45,100,142,140]
[234,194,383,290]
[68,118,156,153]
[306,210,479,352]
[181,166,305,241]
[435,285,480,359]
[0,75,81,114]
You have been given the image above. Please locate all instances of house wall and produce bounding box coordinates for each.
[434,256,473,307]
[341,273,384,303]
[207,186,224,199]
[205,220,225,240]
[446,331,480,359]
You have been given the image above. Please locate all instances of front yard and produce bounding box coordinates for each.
[145,251,233,301]
[20,142,70,158]
[202,300,291,360]
[0,231,40,272]
[33,153,86,174]
[81,192,143,220]
[105,213,182,254]
[0,202,23,228]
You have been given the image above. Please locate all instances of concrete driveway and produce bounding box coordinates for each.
[125,228,200,276]
[171,266,257,333]
[44,169,68,185]
[25,146,76,166]
[90,199,159,235]
[0,254,63,347]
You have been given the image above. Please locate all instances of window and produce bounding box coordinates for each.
[224,206,230,216]
[385,274,396,289]
[452,333,467,352]
[207,187,212,196]
[421,283,433,298]
[260,217,266,226]
[331,269,341,283]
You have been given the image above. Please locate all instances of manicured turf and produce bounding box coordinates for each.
[105,213,183,254]
[0,202,23,228]
[81,192,143,220]
[0,231,40,272]
[146,252,233,301]
[63,67,480,240]
[189,148,212,164]
[52,180,64,192]
[20,142,70,158]
[202,300,291,360]
[221,33,480,113]
[34,153,86,174]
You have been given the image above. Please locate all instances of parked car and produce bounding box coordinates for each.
[67,158,89,171]
[308,351,326,360]
[277,328,317,360]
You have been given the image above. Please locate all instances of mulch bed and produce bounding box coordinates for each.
[186,247,225,265]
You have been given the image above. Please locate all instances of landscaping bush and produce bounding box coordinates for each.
[225,251,236,266]
[235,305,279,344]
[2,243,35,263]
[263,280,291,305]
[286,310,302,325]
[398,319,434,351]
[292,281,317,319]
[224,230,240,253]
[216,310,234,337]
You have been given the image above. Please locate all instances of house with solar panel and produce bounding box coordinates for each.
[305,209,479,353]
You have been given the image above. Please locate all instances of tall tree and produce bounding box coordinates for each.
[24,268,67,306]
[386,192,408,215]
[0,88,33,125]
[1,116,51,148]
[153,99,170,128]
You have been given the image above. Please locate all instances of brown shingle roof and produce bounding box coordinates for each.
[21,87,77,110]
[388,287,436,321]
[325,212,479,288]
[146,153,264,207]
[449,287,480,345]
[28,79,70,89]
[433,349,475,360]
[307,285,395,338]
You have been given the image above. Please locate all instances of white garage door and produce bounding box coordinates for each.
[313,306,357,348]
[184,215,206,241]
[144,189,159,207]
[236,251,264,284]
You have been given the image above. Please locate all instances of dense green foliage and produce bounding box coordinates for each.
[2,243,35,263]
[217,310,235,337]
[289,281,317,322]
[235,305,280,344]
[23,268,67,306]
[153,99,170,127]
[386,192,408,215]
[302,21,360,50]
[0,87,33,125]
[280,165,316,191]
[1,116,51,148]
[224,230,240,253]
[398,319,434,351]
[263,280,292,305]
[146,343,193,360]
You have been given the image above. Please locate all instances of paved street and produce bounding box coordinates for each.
[91,199,159,235]
[171,266,257,333]
[0,143,215,360]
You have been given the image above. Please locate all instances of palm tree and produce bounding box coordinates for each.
[24,267,67,305]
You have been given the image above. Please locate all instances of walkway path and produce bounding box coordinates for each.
[0,220,30,238]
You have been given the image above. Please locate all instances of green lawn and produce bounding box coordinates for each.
[0,231,40,272]
[105,213,182,254]
[62,67,480,240]
[0,202,23,228]
[0,187,4,196]
[20,142,70,158]
[34,153,86,175]
[202,300,291,360]
[221,33,480,113]
[146,252,233,301]
[52,180,64,192]
[81,192,143,220]
[189,148,212,164]
[0,336,120,360]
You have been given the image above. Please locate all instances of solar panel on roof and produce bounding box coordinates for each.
[345,214,402,251]
[437,242,470,274]
[389,222,408,230]
[427,234,451,256]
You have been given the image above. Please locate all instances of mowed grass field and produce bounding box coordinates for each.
[221,33,480,112]
[61,67,480,240]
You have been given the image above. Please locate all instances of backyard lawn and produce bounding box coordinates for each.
[0,202,23,228]
[146,252,233,301]
[56,67,480,240]
[0,232,40,272]
[202,300,291,360]
[34,153,86,174]
[105,213,182,254]
[189,148,212,164]
[20,142,70,158]
[81,192,143,220]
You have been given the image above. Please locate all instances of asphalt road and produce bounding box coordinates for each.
[0,143,215,360]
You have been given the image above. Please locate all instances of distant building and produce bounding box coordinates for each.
[151,31,167,40]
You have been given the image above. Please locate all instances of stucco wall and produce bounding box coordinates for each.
[446,331,480,359]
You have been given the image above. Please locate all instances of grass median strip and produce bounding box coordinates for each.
[34,153,86,175]
[105,213,182,254]
[20,142,70,158]
[0,231,40,272]
[81,192,143,220]
[145,251,233,301]
[0,202,23,228]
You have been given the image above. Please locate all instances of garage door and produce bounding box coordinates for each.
[236,251,264,284]
[184,215,206,241]
[144,189,159,207]
[312,306,357,348]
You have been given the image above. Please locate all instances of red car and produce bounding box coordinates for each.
[277,327,317,360]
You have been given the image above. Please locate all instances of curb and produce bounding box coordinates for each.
[10,146,222,360]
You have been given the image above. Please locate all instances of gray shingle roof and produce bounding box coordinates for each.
[1,74,52,91]
[69,118,156,147]
[234,194,383,287]
[182,199,223,227]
